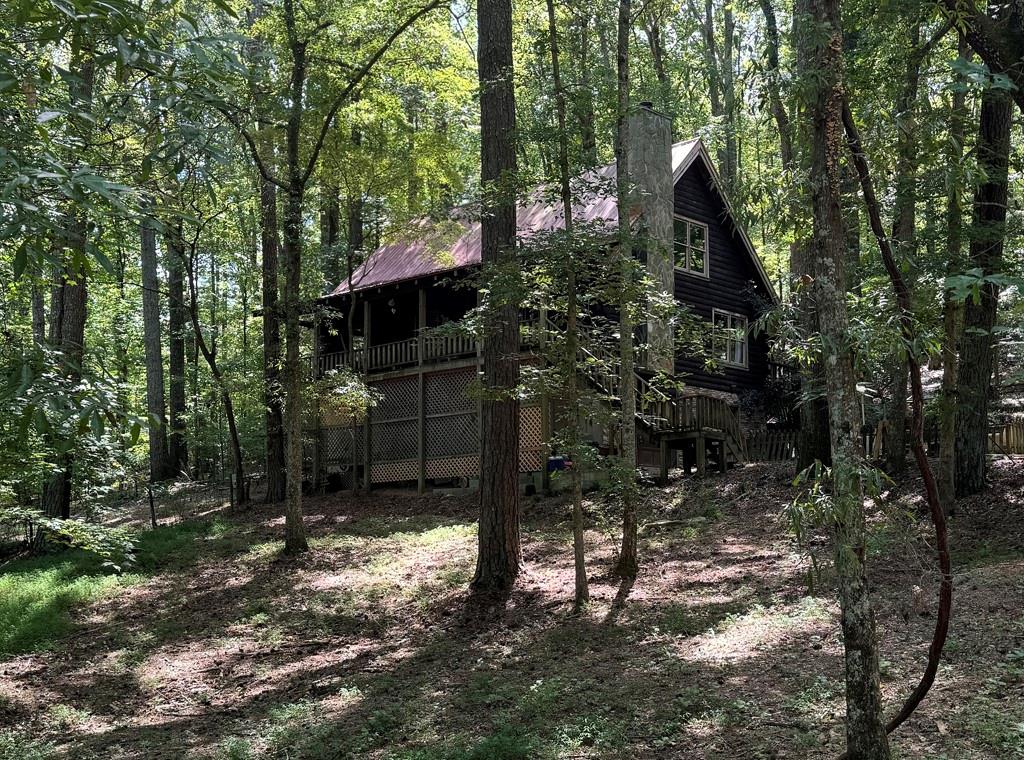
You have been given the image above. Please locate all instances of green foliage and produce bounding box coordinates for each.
[0,730,55,760]
[0,551,135,655]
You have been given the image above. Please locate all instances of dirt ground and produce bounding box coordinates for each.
[1,459,1023,759]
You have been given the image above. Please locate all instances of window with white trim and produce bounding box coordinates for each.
[673,216,708,276]
[712,309,748,368]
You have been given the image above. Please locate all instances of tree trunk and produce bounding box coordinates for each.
[141,210,170,482]
[955,85,1011,496]
[796,0,890,755]
[42,33,94,521]
[166,221,189,475]
[31,284,45,345]
[938,35,970,514]
[280,8,310,553]
[612,0,638,579]
[573,17,598,166]
[547,0,589,611]
[261,177,287,504]
[471,0,522,595]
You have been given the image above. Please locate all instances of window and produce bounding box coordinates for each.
[712,309,748,368]
[673,217,708,276]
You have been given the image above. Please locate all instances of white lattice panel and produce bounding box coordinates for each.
[426,413,478,457]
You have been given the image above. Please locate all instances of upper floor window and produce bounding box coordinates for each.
[713,309,748,368]
[673,216,708,276]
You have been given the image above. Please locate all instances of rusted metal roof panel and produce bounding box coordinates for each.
[329,140,701,296]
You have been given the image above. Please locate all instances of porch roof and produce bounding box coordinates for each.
[328,140,702,297]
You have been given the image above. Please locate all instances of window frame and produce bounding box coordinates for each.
[672,215,710,278]
[711,308,749,369]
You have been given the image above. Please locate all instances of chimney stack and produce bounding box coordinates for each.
[627,102,674,374]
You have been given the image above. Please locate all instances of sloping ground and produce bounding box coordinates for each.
[0,460,1022,759]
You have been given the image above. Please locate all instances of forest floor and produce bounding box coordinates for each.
[1,460,1023,759]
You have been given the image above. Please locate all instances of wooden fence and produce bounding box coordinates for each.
[989,421,1024,455]
[745,430,798,462]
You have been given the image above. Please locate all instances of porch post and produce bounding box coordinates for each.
[659,437,669,486]
[539,304,551,495]
[311,306,323,493]
[362,299,372,492]
[417,287,427,494]
[696,435,706,477]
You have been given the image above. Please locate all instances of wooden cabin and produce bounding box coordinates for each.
[310,103,782,491]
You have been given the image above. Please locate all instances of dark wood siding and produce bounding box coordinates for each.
[672,161,774,395]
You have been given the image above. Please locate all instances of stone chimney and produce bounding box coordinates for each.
[627,101,674,374]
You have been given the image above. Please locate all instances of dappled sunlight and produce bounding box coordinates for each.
[2,461,1023,758]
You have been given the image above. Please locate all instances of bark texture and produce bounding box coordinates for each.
[795,0,891,755]
[612,0,638,580]
[141,212,170,482]
[166,222,189,475]
[954,85,1011,496]
[471,0,522,594]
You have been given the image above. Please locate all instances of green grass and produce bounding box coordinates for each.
[0,729,55,760]
[0,517,253,657]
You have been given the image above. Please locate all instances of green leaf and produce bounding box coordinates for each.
[210,0,238,18]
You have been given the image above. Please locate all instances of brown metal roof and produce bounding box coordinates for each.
[329,140,703,297]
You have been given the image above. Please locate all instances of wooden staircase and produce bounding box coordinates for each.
[543,316,745,474]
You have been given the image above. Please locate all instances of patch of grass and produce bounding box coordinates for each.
[965,696,1024,754]
[0,552,137,656]
[952,541,1023,569]
[0,730,55,760]
[46,703,91,730]
[787,675,842,721]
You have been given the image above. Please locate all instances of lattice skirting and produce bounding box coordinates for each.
[425,456,478,479]
[371,459,419,483]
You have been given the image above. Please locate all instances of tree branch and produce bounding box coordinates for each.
[300,0,444,186]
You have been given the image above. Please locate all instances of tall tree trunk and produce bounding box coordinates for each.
[261,177,287,504]
[955,84,1012,496]
[166,221,189,475]
[573,16,598,166]
[938,35,970,514]
[884,21,925,476]
[547,0,589,611]
[141,211,170,482]
[471,0,522,595]
[612,0,638,579]
[281,2,309,553]
[796,0,890,755]
[42,33,94,521]
[759,0,830,468]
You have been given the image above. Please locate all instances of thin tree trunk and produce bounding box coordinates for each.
[141,210,170,482]
[796,0,890,755]
[281,1,309,553]
[612,0,638,579]
[955,84,1011,496]
[938,35,970,515]
[261,177,287,504]
[547,0,589,611]
[42,32,94,522]
[471,0,522,595]
[182,243,247,507]
[31,285,45,345]
[166,220,189,475]
[573,16,598,166]
[843,98,953,743]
